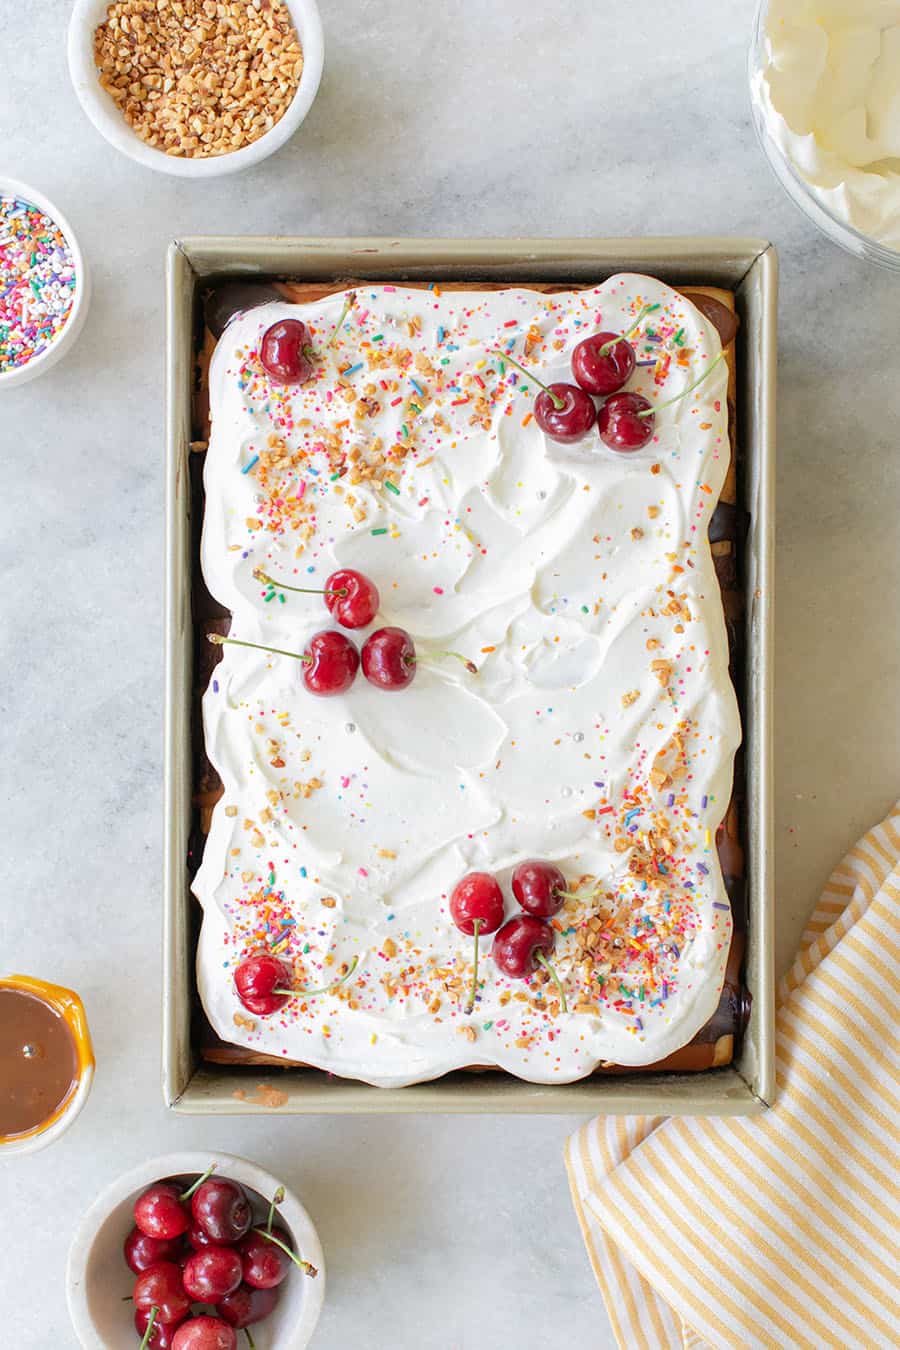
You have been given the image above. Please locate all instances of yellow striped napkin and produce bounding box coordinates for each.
[566,802,900,1350]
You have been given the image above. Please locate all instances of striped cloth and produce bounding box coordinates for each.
[566,802,900,1350]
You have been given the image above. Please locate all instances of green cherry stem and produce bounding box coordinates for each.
[138,1308,159,1350]
[535,951,568,1014]
[251,1227,319,1278]
[465,918,482,1015]
[179,1162,217,1201]
[245,1331,257,1350]
[327,290,357,349]
[412,649,478,676]
[266,1186,285,1236]
[274,954,360,999]
[493,349,565,410]
[253,567,348,598]
[637,350,725,419]
[208,633,310,665]
[598,302,659,356]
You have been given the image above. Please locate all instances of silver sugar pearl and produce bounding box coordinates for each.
[345,722,356,734]
[561,786,573,798]
[573,732,585,743]
[537,490,547,500]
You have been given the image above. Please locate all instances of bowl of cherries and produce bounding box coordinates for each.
[67,1153,324,1349]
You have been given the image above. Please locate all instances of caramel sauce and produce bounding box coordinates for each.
[0,989,78,1138]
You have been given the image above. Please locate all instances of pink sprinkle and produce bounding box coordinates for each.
[340,776,350,788]
[384,286,396,292]
[433,586,444,595]
[296,481,307,499]
[358,867,369,877]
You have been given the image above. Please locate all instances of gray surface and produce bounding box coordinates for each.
[1,1,897,1347]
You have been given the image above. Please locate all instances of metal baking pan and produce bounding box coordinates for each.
[164,237,776,1115]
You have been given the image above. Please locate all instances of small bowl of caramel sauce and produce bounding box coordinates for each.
[0,975,94,1156]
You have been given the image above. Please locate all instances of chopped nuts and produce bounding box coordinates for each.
[622,689,641,708]
[93,0,304,160]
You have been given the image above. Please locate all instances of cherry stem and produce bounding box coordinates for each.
[138,1308,158,1350]
[274,954,360,999]
[251,1227,318,1278]
[208,633,311,665]
[327,290,357,349]
[493,349,565,410]
[598,302,658,356]
[465,918,482,1015]
[245,1332,256,1350]
[179,1162,217,1201]
[535,951,568,1013]
[637,350,725,418]
[266,1186,285,1236]
[412,649,478,675]
[253,567,347,599]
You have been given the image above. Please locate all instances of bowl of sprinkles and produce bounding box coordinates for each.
[67,0,324,178]
[0,179,89,388]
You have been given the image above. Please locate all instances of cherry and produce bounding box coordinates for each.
[191,1178,253,1245]
[253,566,380,630]
[361,626,415,691]
[134,1186,190,1242]
[570,304,655,395]
[492,915,568,1011]
[234,953,293,1016]
[125,1226,185,1274]
[239,1227,293,1290]
[449,871,506,1015]
[247,1225,318,1278]
[218,1284,279,1329]
[571,332,636,396]
[511,859,568,918]
[208,629,359,697]
[186,1221,217,1250]
[597,391,655,452]
[171,1318,237,1350]
[133,1263,192,1325]
[134,1309,185,1350]
[259,319,315,385]
[534,384,597,443]
[182,1245,243,1302]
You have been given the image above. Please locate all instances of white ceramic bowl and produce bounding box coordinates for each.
[67,1151,325,1348]
[67,0,324,179]
[0,179,90,389]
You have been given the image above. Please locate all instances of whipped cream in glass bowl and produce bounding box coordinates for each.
[750,0,900,269]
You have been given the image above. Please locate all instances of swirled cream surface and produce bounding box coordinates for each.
[194,276,740,1087]
[754,0,900,250]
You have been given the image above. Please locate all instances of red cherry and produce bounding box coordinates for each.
[361,626,415,691]
[182,1246,243,1302]
[239,1227,292,1290]
[492,915,554,979]
[597,391,655,452]
[191,1179,253,1245]
[534,383,597,443]
[133,1263,192,1325]
[234,953,293,1016]
[449,873,505,936]
[171,1318,237,1350]
[324,569,380,628]
[218,1284,279,1329]
[186,1221,218,1251]
[260,319,315,385]
[125,1226,185,1275]
[511,859,567,918]
[134,1309,186,1349]
[302,629,359,695]
[571,332,636,395]
[134,1186,190,1241]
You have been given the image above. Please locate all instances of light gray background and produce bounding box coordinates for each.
[3,1,898,1346]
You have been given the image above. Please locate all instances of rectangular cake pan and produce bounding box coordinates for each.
[165,237,776,1116]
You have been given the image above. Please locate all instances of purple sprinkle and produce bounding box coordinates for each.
[662,981,669,999]
[212,679,219,693]
[667,793,675,807]
[636,359,657,366]
[713,902,729,910]
[670,944,680,958]
[701,794,708,809]
[697,862,709,875]
[593,781,604,788]
[635,1018,644,1031]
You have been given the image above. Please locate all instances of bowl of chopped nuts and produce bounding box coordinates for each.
[67,0,324,178]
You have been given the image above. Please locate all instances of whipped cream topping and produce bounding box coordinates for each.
[194,275,740,1087]
[754,0,900,250]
